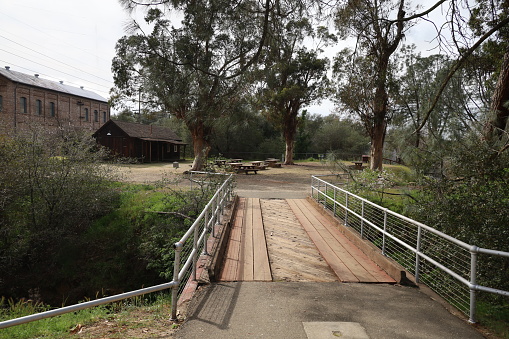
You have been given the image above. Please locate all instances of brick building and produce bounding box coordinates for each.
[0,66,109,135]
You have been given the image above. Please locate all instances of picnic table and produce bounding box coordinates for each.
[214,159,227,166]
[230,158,243,163]
[228,162,243,169]
[251,161,267,170]
[265,159,282,168]
[237,164,259,174]
[352,161,364,170]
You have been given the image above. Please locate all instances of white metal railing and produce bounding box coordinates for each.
[0,172,234,329]
[311,175,509,324]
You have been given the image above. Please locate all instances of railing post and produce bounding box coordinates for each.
[469,246,479,324]
[325,184,328,209]
[333,188,337,217]
[317,180,321,204]
[216,192,221,224]
[170,242,183,321]
[211,195,216,227]
[415,225,422,283]
[382,208,388,255]
[345,192,349,226]
[360,201,364,238]
[203,208,210,254]
[193,223,198,281]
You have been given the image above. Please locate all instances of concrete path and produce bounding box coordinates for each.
[175,282,483,339]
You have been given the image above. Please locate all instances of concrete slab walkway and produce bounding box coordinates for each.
[174,282,483,339]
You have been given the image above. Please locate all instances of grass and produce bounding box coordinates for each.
[0,293,175,339]
[0,297,110,339]
[476,300,509,339]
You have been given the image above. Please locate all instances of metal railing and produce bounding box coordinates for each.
[0,172,234,329]
[311,175,509,324]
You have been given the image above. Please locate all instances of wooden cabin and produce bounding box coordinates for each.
[94,120,186,162]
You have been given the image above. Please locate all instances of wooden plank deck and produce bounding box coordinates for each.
[287,199,395,283]
[219,198,395,284]
[219,198,271,281]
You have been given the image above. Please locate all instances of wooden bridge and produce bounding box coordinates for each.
[219,198,395,284]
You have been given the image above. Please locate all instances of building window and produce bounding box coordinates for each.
[20,97,27,113]
[84,108,89,121]
[0,95,2,111]
[102,111,107,123]
[50,102,55,117]
[36,99,42,115]
[174,145,178,152]
[94,110,99,122]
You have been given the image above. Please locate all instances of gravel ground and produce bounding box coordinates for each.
[114,160,334,198]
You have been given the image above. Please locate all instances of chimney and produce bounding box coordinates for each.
[80,86,84,89]
[5,66,10,70]
[59,81,64,84]
[35,74,39,78]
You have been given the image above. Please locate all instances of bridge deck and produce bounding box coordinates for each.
[219,198,395,283]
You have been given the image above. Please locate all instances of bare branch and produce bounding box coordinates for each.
[414,16,509,134]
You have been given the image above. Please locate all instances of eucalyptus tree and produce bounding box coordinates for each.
[332,0,409,170]
[469,0,509,145]
[394,47,477,150]
[257,18,332,164]
[411,0,509,152]
[112,1,277,170]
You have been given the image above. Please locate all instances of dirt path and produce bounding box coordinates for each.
[113,161,333,197]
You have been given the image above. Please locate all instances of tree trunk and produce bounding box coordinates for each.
[484,46,509,141]
[283,111,298,165]
[190,135,210,171]
[284,136,294,165]
[370,120,386,171]
[188,121,211,171]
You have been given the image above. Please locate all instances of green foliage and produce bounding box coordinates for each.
[476,300,509,339]
[0,130,122,303]
[411,137,509,302]
[0,297,110,339]
[312,115,369,155]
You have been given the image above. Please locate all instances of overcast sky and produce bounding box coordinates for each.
[0,0,447,116]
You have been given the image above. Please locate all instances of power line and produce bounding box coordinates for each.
[0,58,112,97]
[0,35,113,84]
[0,49,112,91]
[0,9,113,65]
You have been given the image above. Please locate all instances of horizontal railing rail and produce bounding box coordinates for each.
[311,175,509,324]
[0,172,234,330]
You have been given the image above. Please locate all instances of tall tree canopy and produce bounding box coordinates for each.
[257,19,331,164]
[112,1,277,170]
[333,0,409,170]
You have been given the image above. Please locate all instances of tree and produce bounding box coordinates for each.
[0,129,120,300]
[113,1,320,170]
[333,0,409,170]
[469,0,509,144]
[412,0,509,153]
[312,114,368,156]
[257,19,331,164]
[113,2,273,170]
[394,47,477,150]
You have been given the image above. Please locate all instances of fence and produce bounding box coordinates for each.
[0,172,234,329]
[311,175,509,323]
